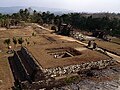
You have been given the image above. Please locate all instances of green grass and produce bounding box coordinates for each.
[64,76,79,84]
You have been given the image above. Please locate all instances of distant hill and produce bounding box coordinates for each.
[80,13,120,19]
[0,6,120,18]
[0,6,73,15]
[0,6,26,14]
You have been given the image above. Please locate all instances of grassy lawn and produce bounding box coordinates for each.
[0,27,33,38]
[111,37,120,45]
[83,40,120,56]
[0,26,43,89]
[0,25,47,89]
[0,53,14,90]
[95,40,120,56]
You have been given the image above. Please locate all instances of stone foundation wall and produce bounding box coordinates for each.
[21,58,117,89]
[43,59,116,77]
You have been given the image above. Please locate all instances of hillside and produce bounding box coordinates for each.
[0,6,72,15]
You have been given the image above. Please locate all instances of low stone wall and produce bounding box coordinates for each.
[43,59,116,77]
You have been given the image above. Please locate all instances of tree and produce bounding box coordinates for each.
[48,13,55,24]
[18,37,24,46]
[19,8,30,22]
[4,39,11,48]
[54,15,60,26]
[31,12,43,25]
[13,37,17,48]
[5,18,11,29]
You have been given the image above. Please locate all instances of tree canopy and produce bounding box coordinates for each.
[0,8,120,37]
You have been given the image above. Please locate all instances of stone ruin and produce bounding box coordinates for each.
[47,47,81,59]
[10,47,117,89]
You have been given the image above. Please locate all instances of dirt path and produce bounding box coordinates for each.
[32,23,53,33]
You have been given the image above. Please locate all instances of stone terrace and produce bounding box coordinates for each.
[26,41,111,69]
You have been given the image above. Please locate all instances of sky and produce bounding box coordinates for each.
[0,0,120,13]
